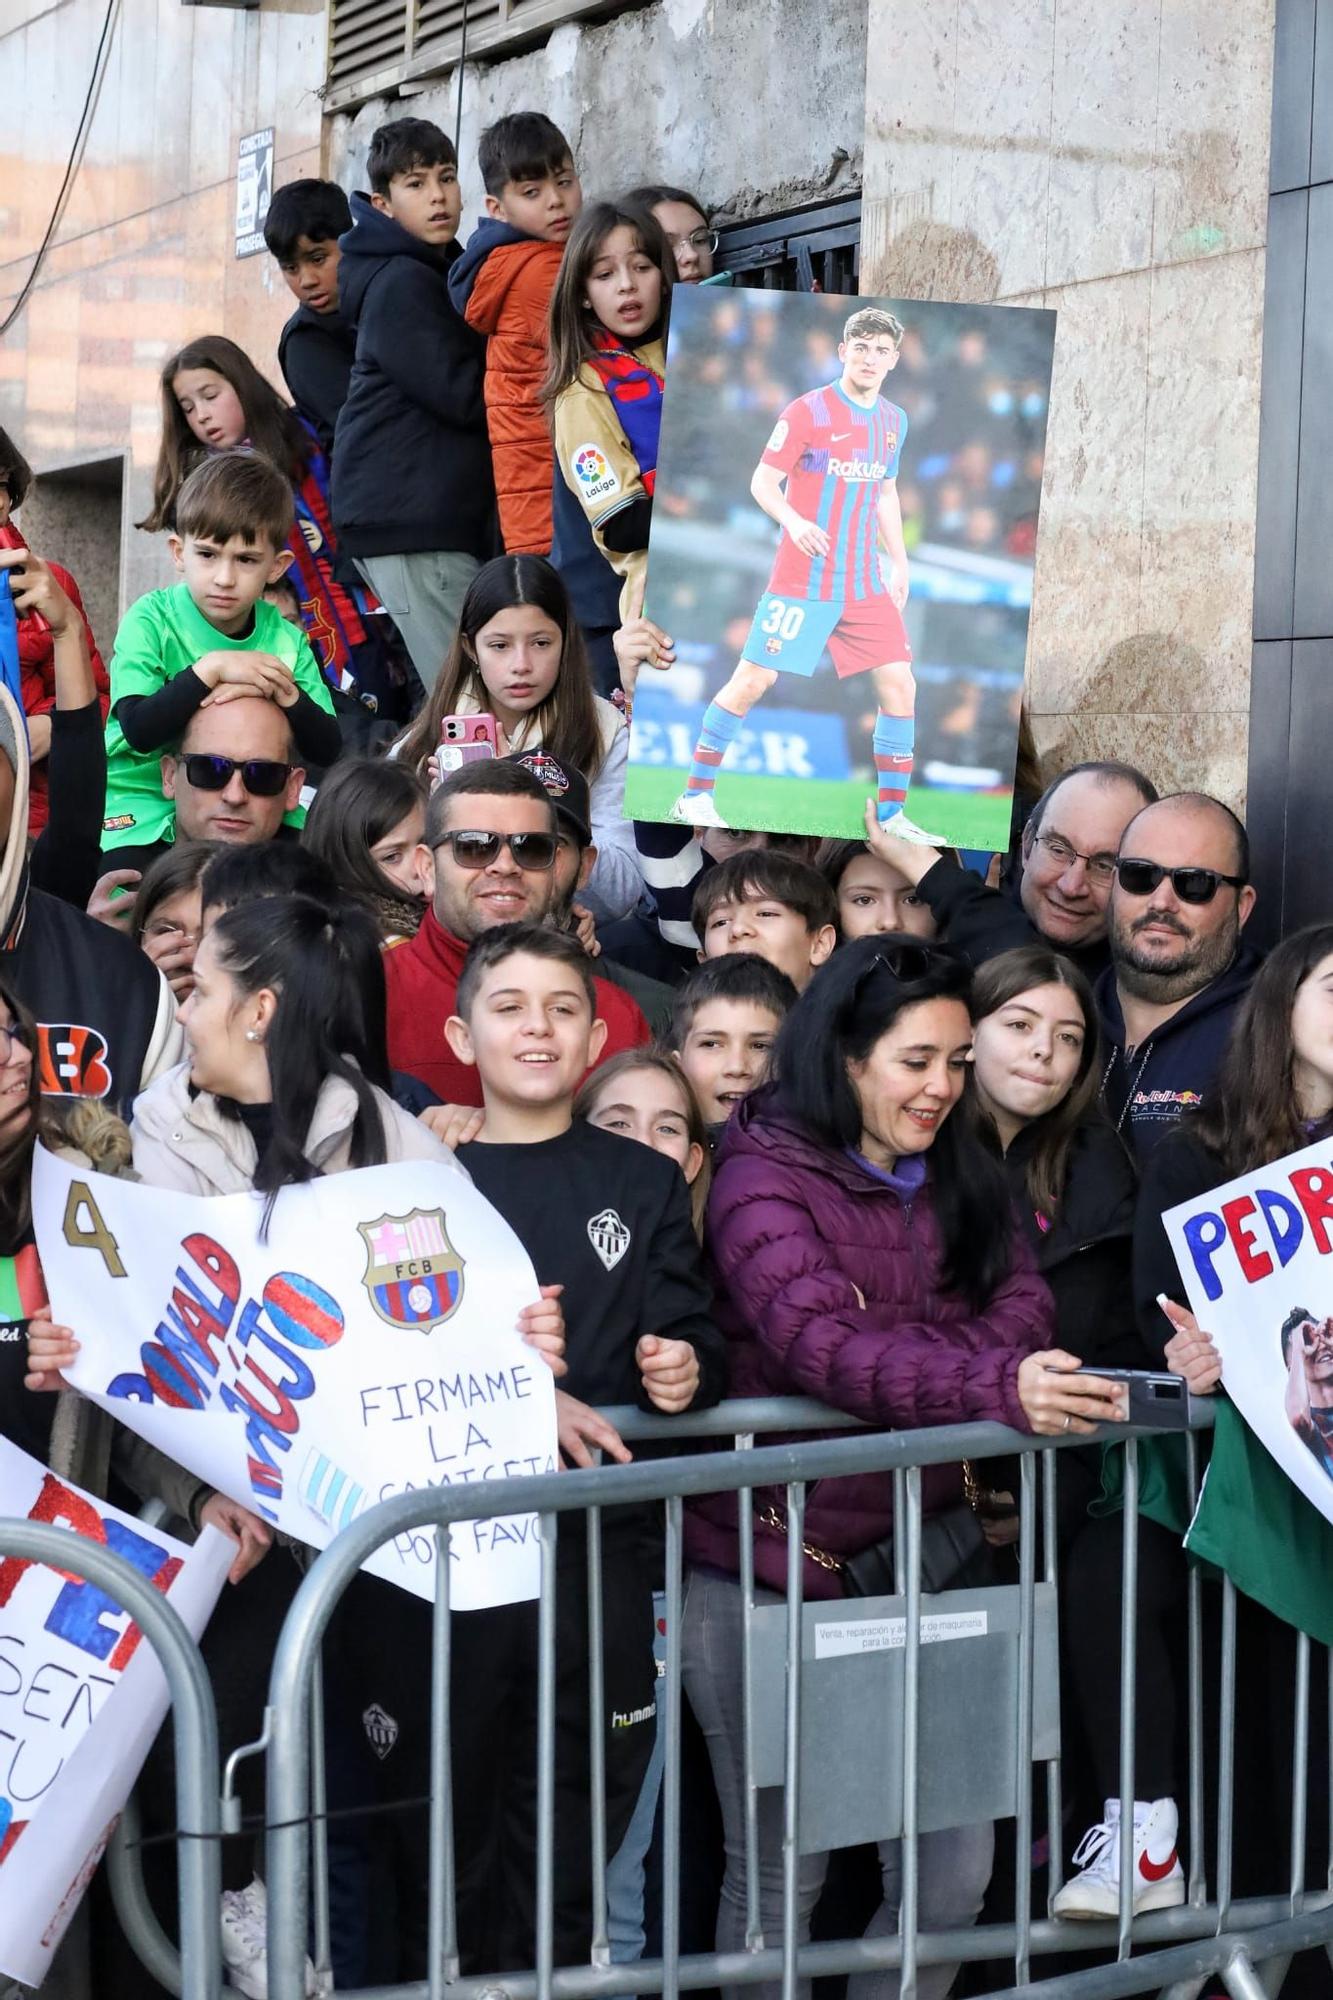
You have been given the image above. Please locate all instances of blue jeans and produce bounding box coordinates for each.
[681,1568,994,2000]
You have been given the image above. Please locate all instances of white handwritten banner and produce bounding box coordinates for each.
[33,1148,558,1610]
[1165,1134,1333,1529]
[0,1436,230,1986]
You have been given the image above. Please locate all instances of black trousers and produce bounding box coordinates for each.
[1063,1507,1185,1804]
[336,1547,658,1979]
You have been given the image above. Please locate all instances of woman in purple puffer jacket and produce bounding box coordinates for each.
[683,935,1129,2000]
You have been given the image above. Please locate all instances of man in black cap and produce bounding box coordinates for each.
[510,751,676,1036]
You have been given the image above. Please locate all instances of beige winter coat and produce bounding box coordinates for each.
[129,1061,466,1195]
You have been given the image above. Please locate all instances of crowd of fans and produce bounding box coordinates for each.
[0,102,1325,2000]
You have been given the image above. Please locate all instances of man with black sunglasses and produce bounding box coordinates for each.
[162,697,306,850]
[1098,792,1260,1156]
[868,759,1158,976]
[384,759,649,1102]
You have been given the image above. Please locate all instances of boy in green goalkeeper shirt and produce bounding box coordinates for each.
[103,451,340,866]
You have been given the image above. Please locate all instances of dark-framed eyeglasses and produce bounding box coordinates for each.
[430,829,558,873]
[1031,830,1118,885]
[0,1021,33,1063]
[182,754,293,797]
[1115,858,1246,906]
[669,227,719,255]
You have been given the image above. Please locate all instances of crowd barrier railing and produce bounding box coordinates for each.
[0,1519,223,2000]
[79,1400,1333,1998]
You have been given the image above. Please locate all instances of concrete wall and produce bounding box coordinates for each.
[0,0,328,622]
[861,0,1275,814]
[329,0,865,226]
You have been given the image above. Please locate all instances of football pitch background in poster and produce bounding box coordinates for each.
[627,288,1057,849]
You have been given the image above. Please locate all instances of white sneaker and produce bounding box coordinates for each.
[221,1880,268,1997]
[221,1878,321,1997]
[877,811,946,847]
[669,789,727,828]
[1051,1798,1184,1919]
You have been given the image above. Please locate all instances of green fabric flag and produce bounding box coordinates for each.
[1096,1403,1333,1649]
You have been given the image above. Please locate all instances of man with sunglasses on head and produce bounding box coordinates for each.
[1098,791,1260,1157]
[383,759,649,1102]
[868,759,1158,977]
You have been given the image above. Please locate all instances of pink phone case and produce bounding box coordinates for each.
[435,713,499,773]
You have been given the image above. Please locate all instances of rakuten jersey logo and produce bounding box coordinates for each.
[828,457,888,481]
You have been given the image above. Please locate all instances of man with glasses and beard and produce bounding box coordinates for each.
[1281,1309,1333,1479]
[1098,791,1259,1157]
[867,759,1158,977]
[383,759,648,1101]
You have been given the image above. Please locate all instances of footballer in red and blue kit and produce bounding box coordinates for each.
[672,306,934,837]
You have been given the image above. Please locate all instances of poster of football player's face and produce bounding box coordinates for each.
[626,286,1057,852]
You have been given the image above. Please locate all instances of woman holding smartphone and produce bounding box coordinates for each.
[394,554,641,923]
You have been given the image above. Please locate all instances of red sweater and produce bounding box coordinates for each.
[383,909,650,1104]
[0,527,110,835]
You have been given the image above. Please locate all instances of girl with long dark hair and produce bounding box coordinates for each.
[127,894,446,1205]
[51,896,563,1993]
[971,946,1140,1373]
[1077,925,1333,1936]
[684,935,1124,2000]
[140,334,402,732]
[301,755,428,940]
[394,554,641,919]
[545,203,673,629]
[969,948,1161,1914]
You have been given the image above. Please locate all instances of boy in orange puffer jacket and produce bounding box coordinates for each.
[449,114,583,556]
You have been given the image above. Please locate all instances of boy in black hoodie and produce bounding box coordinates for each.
[266,178,356,456]
[340,923,721,1981]
[331,118,495,688]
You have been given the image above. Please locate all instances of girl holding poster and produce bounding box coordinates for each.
[1086,925,1333,1926]
[547,202,672,627]
[29,896,565,1997]
[965,950,1182,1920]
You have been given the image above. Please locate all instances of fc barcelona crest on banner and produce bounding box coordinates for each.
[358,1209,465,1332]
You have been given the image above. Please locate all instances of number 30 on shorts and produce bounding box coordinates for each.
[759,598,807,642]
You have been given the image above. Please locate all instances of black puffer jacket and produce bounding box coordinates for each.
[331,195,495,559]
[1003,1116,1144,1368]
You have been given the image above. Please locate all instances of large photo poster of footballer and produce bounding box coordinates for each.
[626,288,1057,849]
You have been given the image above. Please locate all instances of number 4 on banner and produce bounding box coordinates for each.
[62,1181,126,1279]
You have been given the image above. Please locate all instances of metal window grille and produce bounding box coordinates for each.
[717,194,863,294]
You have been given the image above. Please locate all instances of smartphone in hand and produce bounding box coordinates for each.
[435,713,499,775]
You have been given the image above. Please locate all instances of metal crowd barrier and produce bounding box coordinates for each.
[79,1401,1333,1998]
[0,1520,223,2000]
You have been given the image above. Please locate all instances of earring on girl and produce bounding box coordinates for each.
[245,1029,263,1044]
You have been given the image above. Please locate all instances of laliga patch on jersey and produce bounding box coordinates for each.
[517,750,569,795]
[766,418,789,453]
[588,1208,631,1272]
[571,444,621,504]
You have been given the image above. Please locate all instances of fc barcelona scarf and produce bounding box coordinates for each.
[287,419,373,689]
[585,329,664,498]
